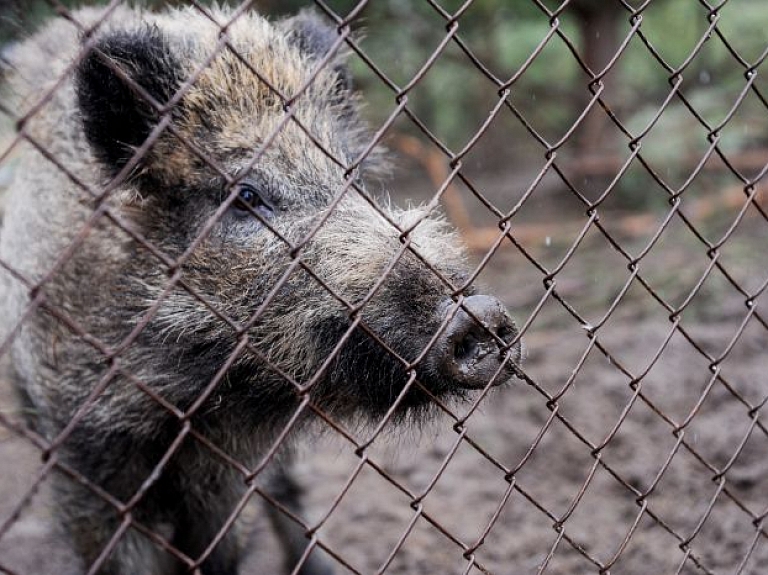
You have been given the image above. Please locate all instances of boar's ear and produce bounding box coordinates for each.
[283,11,353,95]
[76,27,182,176]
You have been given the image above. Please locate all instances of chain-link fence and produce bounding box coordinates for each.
[0,1,767,574]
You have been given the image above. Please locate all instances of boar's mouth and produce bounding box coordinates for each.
[309,296,522,419]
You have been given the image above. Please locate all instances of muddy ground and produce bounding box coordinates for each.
[0,150,767,575]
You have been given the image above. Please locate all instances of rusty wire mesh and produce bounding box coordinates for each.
[0,0,767,574]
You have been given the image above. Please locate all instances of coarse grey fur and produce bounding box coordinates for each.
[0,5,520,575]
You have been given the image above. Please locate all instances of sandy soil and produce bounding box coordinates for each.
[0,168,766,575]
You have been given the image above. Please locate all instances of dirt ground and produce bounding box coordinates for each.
[1,150,767,575]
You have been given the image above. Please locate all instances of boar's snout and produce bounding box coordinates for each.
[430,295,521,390]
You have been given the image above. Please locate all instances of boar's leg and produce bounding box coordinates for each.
[52,474,175,575]
[265,462,334,575]
[172,519,240,575]
[167,479,242,575]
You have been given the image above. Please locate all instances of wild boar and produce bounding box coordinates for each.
[0,5,520,574]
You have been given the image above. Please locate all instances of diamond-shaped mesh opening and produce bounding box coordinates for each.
[607,511,693,575]
[313,463,419,573]
[716,315,768,406]
[510,416,600,519]
[690,490,768,573]
[415,439,510,544]
[644,445,721,541]
[639,327,719,423]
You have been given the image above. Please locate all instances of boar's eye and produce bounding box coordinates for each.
[231,184,274,220]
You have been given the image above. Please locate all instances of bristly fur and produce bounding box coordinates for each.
[0,5,505,575]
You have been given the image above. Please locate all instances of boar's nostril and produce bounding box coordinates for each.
[433,294,520,390]
[496,324,517,344]
[453,332,479,362]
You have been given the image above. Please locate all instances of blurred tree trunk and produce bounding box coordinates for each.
[570,2,623,156]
